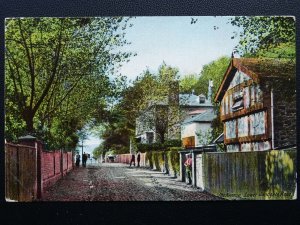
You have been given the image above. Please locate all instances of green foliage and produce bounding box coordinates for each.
[167,148,180,176]
[92,144,105,159]
[164,139,182,147]
[230,16,295,58]
[179,74,199,94]
[5,17,133,148]
[196,129,214,146]
[137,139,182,152]
[194,56,231,97]
[146,151,153,168]
[151,151,164,171]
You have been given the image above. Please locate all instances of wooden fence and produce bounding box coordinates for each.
[202,149,297,200]
[5,141,73,202]
[5,143,37,201]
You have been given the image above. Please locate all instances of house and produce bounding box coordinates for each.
[181,108,216,148]
[214,57,296,152]
[135,81,214,144]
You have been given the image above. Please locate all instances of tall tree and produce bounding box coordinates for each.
[195,56,231,97]
[5,17,133,145]
[179,74,199,94]
[230,16,295,58]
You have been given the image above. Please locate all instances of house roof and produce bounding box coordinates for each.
[214,57,296,102]
[146,93,213,109]
[213,133,224,144]
[182,109,216,124]
[188,109,207,115]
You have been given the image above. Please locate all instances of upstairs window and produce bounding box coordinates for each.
[232,89,244,112]
[199,95,206,104]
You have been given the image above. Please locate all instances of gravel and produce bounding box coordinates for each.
[41,163,223,201]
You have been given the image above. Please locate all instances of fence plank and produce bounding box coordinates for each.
[203,149,296,200]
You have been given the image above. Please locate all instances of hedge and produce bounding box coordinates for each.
[144,147,182,175]
[137,139,182,152]
[167,147,181,176]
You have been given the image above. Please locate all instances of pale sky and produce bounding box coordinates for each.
[87,16,241,154]
[118,16,240,81]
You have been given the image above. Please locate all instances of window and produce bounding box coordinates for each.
[232,89,244,112]
[249,111,266,135]
[238,116,248,137]
[227,144,239,152]
[199,95,206,103]
[225,120,236,139]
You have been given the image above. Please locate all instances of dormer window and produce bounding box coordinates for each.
[232,89,244,112]
[199,94,206,104]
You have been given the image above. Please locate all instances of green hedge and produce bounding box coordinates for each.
[145,147,182,174]
[146,151,153,168]
[151,151,164,171]
[167,147,181,176]
[137,139,182,152]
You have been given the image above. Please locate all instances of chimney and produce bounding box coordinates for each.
[207,80,213,103]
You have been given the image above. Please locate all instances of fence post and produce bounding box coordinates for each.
[192,150,196,187]
[60,150,63,177]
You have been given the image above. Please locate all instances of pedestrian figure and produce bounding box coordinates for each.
[75,154,80,167]
[137,152,141,167]
[129,154,135,167]
[184,153,192,184]
[82,152,88,167]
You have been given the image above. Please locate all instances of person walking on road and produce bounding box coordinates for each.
[75,154,80,167]
[82,152,88,167]
[129,154,135,167]
[137,152,141,167]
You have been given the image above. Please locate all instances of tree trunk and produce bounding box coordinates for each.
[22,108,35,133]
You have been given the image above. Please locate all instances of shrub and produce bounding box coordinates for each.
[167,147,181,176]
[137,140,182,152]
[146,151,153,168]
[164,139,182,147]
[152,152,160,171]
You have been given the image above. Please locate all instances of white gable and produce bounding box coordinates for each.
[229,71,251,89]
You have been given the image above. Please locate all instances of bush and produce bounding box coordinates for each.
[146,151,153,168]
[151,151,165,171]
[164,139,182,147]
[167,147,181,176]
[137,140,182,152]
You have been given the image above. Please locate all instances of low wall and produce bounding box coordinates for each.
[115,153,147,167]
[203,149,297,200]
[116,150,180,177]
[5,140,74,202]
[42,150,73,189]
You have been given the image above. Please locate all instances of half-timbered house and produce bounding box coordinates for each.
[214,58,296,152]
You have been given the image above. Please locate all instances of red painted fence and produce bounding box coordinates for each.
[115,153,147,167]
[5,140,73,202]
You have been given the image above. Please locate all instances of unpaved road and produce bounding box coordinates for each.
[42,163,222,201]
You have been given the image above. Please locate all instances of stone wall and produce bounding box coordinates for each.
[273,90,296,148]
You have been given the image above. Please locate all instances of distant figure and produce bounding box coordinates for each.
[82,152,88,167]
[137,152,141,167]
[75,154,80,167]
[130,154,135,167]
[184,153,192,184]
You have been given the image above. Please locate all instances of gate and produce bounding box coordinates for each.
[5,143,37,201]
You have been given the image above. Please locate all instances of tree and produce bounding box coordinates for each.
[179,74,199,94]
[230,16,295,58]
[195,56,231,97]
[5,17,133,147]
